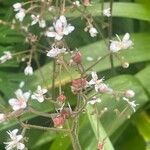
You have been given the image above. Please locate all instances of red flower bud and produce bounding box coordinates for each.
[72,78,87,91]
[57,94,66,103]
[60,108,70,119]
[83,0,90,6]
[98,142,104,150]
[53,116,65,128]
[72,51,82,64]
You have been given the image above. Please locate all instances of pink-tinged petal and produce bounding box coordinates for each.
[16,135,23,141]
[122,33,130,41]
[12,105,22,111]
[42,88,48,94]
[8,98,18,106]
[91,72,98,81]
[54,20,63,33]
[46,31,56,37]
[23,91,31,101]
[37,85,42,91]
[37,96,44,103]
[20,101,27,109]
[15,89,23,99]
[59,15,67,25]
[11,129,19,135]
[17,142,25,150]
[39,20,46,28]
[55,33,63,40]
[88,79,95,85]
[110,41,122,52]
[31,94,36,100]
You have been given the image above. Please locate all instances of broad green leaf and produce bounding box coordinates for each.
[136,65,150,94]
[67,2,150,22]
[114,123,145,150]
[133,112,150,144]
[87,105,115,150]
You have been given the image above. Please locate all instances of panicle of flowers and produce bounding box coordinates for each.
[47,45,67,58]
[13,3,25,22]
[31,14,46,28]
[9,89,31,111]
[110,33,133,53]
[0,51,12,64]
[45,15,75,41]
[4,129,25,150]
[31,85,48,103]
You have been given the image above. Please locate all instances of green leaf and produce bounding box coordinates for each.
[87,105,115,150]
[133,111,150,143]
[136,65,150,94]
[67,2,150,22]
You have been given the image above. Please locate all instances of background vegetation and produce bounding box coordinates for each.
[0,0,150,150]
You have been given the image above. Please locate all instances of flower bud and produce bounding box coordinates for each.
[98,141,104,150]
[122,62,129,68]
[57,94,66,103]
[71,78,87,92]
[125,89,135,98]
[98,83,112,93]
[53,116,65,128]
[60,108,70,119]
[83,0,90,6]
[24,65,33,76]
[72,51,82,64]
[0,113,6,123]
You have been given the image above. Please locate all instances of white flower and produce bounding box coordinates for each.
[87,97,101,105]
[0,113,6,123]
[47,45,66,58]
[13,3,22,11]
[123,97,139,112]
[73,1,80,7]
[96,83,112,93]
[15,9,25,22]
[24,65,33,76]
[103,8,111,17]
[89,72,103,91]
[45,15,75,40]
[89,72,112,93]
[4,129,25,150]
[125,89,135,98]
[0,51,12,63]
[31,85,48,103]
[89,27,98,37]
[9,89,30,111]
[110,33,133,52]
[31,14,46,28]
